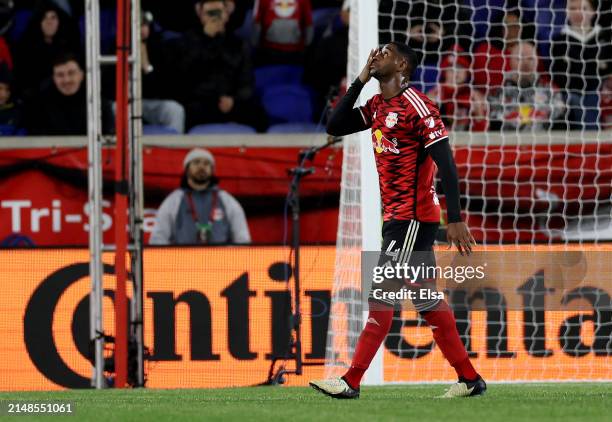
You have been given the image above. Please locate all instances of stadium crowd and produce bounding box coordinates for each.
[0,0,609,136]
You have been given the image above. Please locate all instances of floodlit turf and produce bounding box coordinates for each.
[0,383,610,421]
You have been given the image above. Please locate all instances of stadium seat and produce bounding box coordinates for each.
[143,125,179,135]
[411,65,439,94]
[0,124,16,135]
[254,65,304,96]
[267,123,325,133]
[261,84,313,124]
[79,9,116,54]
[188,123,256,135]
[466,0,506,40]
[234,8,254,42]
[312,7,340,41]
[7,9,33,44]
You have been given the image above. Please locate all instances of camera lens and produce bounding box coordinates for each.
[206,9,223,18]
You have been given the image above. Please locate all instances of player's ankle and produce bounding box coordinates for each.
[341,375,360,391]
[458,374,480,383]
[453,357,479,381]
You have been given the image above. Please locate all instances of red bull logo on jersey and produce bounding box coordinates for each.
[373,129,400,154]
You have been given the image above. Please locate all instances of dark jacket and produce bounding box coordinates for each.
[0,102,22,128]
[141,29,175,100]
[174,29,254,104]
[25,82,113,135]
[551,25,612,92]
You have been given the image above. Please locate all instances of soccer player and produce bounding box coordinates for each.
[309,43,486,399]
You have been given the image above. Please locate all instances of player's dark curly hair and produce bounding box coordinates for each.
[389,41,418,80]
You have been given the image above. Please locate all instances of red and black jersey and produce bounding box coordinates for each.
[359,87,449,223]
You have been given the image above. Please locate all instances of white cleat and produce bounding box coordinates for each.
[309,377,360,399]
[438,376,487,398]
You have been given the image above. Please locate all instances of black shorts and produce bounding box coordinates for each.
[368,219,441,312]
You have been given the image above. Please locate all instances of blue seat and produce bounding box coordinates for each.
[254,65,304,96]
[79,9,116,54]
[267,123,325,133]
[312,7,340,41]
[465,0,505,41]
[262,84,313,124]
[143,125,179,135]
[7,9,33,44]
[0,124,16,135]
[411,65,439,94]
[235,8,254,42]
[188,123,256,134]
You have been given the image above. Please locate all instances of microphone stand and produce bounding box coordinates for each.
[264,136,343,385]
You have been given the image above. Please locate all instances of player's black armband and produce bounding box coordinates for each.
[428,140,463,223]
[327,78,370,136]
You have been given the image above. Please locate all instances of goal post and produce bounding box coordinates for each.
[324,0,384,384]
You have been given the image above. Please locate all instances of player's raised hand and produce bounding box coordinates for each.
[358,48,379,84]
[446,222,476,256]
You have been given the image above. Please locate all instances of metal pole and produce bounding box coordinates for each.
[292,186,303,376]
[114,0,131,388]
[129,0,145,387]
[85,0,105,389]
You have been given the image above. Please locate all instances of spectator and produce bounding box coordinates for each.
[174,0,268,132]
[140,11,185,133]
[0,34,12,70]
[24,53,113,135]
[427,46,486,131]
[550,0,612,130]
[14,2,81,98]
[0,64,21,130]
[472,7,536,96]
[150,148,251,245]
[252,0,314,65]
[141,0,250,33]
[488,42,565,131]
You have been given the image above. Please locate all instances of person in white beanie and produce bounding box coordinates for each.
[150,148,251,245]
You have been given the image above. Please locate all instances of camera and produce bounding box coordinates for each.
[206,9,223,18]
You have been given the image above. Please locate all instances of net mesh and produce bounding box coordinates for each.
[324,0,368,376]
[326,0,612,382]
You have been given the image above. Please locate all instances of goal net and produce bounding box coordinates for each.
[325,0,612,383]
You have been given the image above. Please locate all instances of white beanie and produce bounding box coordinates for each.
[183,148,215,169]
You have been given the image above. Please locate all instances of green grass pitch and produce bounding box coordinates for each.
[1,383,610,421]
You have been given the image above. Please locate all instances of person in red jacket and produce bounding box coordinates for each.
[471,7,535,97]
[0,36,12,70]
[253,0,314,64]
[427,46,486,131]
